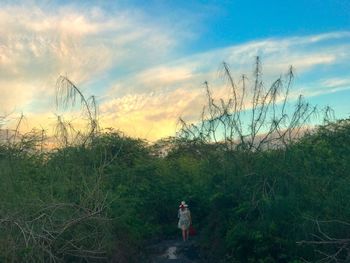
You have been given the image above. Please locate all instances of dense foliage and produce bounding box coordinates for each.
[0,58,348,262]
[1,118,350,262]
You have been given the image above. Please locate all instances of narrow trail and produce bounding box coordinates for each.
[146,238,200,263]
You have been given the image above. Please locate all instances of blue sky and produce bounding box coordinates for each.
[0,0,349,140]
[43,0,350,51]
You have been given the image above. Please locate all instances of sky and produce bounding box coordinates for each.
[0,0,350,141]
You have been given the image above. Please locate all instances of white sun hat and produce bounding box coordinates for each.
[179,201,188,207]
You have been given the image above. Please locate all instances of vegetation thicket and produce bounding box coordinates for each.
[1,58,349,262]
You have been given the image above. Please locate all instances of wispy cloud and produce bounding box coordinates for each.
[98,31,350,140]
[0,1,349,140]
[321,77,350,88]
[0,3,184,113]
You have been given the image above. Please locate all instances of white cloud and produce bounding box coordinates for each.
[100,86,206,140]
[100,31,350,139]
[300,77,350,98]
[1,1,349,141]
[321,77,350,88]
[0,3,182,113]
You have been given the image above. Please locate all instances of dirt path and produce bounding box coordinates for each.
[146,239,200,263]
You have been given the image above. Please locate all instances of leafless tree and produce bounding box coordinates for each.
[56,76,99,147]
[297,219,350,262]
[177,57,318,151]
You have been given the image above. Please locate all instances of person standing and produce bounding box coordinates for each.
[178,201,191,241]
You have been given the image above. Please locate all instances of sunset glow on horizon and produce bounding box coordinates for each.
[1,0,350,141]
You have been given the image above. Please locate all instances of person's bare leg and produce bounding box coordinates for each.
[182,229,186,241]
[186,229,189,241]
